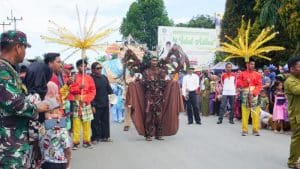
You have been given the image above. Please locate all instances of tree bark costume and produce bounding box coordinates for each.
[126,69,184,138]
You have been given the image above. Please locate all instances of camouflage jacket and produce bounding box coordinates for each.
[0,58,38,120]
[0,58,38,168]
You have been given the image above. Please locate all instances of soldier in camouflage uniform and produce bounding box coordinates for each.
[0,30,49,169]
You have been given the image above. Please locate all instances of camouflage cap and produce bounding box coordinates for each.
[0,30,31,48]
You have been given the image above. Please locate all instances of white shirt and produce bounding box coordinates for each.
[182,73,200,96]
[222,74,236,96]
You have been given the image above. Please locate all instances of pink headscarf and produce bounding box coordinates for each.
[45,81,59,101]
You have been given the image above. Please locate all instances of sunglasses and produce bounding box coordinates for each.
[96,67,102,70]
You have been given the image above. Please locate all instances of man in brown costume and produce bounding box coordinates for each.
[126,56,184,141]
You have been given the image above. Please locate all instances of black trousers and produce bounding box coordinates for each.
[214,99,221,116]
[186,91,201,123]
[41,162,67,169]
[218,95,235,121]
[91,106,110,141]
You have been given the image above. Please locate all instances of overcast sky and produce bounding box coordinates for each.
[0,0,226,63]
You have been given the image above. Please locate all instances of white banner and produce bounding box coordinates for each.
[158,26,218,69]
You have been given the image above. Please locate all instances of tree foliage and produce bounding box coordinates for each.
[220,0,300,66]
[254,0,281,27]
[176,15,215,28]
[220,0,257,43]
[255,0,300,60]
[120,0,172,50]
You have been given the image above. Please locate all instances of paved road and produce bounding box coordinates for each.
[71,114,291,169]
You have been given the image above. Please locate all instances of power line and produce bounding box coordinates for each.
[7,10,23,31]
[0,21,11,32]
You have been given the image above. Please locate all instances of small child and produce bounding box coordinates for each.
[39,81,71,169]
[260,90,274,130]
[272,81,288,133]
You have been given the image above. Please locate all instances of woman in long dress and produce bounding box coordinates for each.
[200,72,210,116]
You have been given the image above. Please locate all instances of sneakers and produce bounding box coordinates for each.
[241,131,248,136]
[253,132,260,136]
[217,120,222,124]
[91,140,98,145]
[145,136,152,141]
[83,143,93,149]
[72,144,79,150]
[229,120,234,124]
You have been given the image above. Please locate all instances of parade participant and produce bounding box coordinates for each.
[200,72,210,116]
[101,52,125,123]
[182,67,201,125]
[60,64,75,131]
[143,56,167,140]
[23,61,53,168]
[260,90,275,130]
[70,59,96,149]
[262,66,272,93]
[123,72,139,131]
[285,56,300,169]
[24,61,53,101]
[217,63,237,124]
[44,53,64,89]
[0,30,49,168]
[209,75,218,115]
[126,55,184,141]
[237,60,262,136]
[43,53,64,123]
[39,81,71,169]
[19,64,27,82]
[272,81,288,133]
[214,76,222,116]
[91,62,113,143]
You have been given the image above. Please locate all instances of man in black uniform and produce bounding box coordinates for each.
[91,62,113,143]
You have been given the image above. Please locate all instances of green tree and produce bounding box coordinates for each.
[218,0,257,65]
[176,15,215,28]
[120,0,172,50]
[278,0,300,56]
[254,0,281,27]
[220,0,257,43]
[254,0,300,65]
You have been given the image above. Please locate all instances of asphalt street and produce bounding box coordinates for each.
[71,114,291,169]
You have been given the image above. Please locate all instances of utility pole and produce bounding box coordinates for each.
[0,21,11,32]
[7,10,23,30]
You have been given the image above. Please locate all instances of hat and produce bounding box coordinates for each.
[64,64,74,70]
[0,30,31,48]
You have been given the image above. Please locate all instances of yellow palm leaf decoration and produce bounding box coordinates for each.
[218,18,285,62]
[41,6,114,60]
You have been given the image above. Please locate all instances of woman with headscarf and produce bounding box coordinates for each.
[23,61,52,168]
[24,61,52,100]
[200,72,210,116]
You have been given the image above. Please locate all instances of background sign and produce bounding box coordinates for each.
[158,26,218,69]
